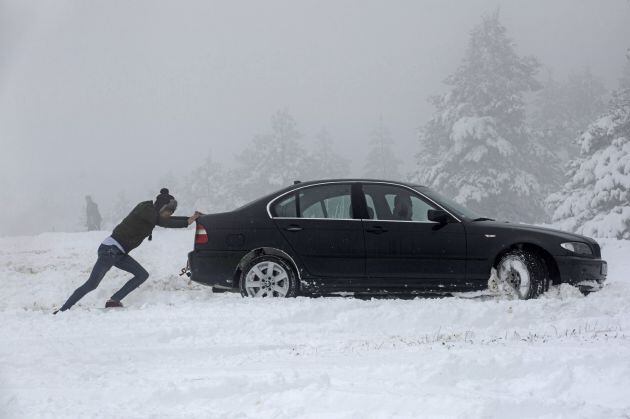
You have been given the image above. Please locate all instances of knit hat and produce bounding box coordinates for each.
[154,188,178,213]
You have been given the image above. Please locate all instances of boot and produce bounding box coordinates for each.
[105,299,124,308]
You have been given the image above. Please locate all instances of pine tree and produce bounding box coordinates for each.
[412,12,545,222]
[303,128,350,181]
[532,70,607,165]
[364,119,402,180]
[547,61,630,239]
[236,110,307,201]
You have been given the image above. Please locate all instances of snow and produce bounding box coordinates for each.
[450,116,515,161]
[2,230,630,418]
[578,115,616,154]
[549,135,630,239]
[548,86,630,240]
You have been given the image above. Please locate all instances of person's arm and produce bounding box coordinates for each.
[158,217,187,228]
[157,212,203,228]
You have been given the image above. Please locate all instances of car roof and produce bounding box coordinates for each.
[285,178,424,190]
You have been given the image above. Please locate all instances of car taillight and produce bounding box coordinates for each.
[195,224,208,244]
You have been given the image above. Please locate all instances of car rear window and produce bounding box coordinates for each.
[272,194,298,217]
[271,184,353,219]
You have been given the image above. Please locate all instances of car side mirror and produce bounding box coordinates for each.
[427,209,449,224]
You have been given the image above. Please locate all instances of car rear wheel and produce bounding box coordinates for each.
[240,255,298,298]
[496,250,549,299]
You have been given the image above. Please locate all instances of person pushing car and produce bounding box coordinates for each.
[55,188,202,313]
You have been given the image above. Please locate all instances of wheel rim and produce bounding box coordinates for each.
[244,261,290,297]
[498,256,531,299]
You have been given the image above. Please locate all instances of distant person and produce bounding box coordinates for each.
[85,195,102,231]
[55,188,202,313]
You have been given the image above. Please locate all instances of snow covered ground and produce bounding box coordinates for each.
[1,229,630,418]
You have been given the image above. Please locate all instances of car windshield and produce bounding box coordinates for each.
[413,186,483,220]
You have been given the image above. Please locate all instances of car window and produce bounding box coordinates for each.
[414,186,479,220]
[272,194,297,217]
[299,184,353,219]
[271,184,354,219]
[365,195,376,219]
[363,184,437,221]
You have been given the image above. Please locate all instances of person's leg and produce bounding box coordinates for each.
[60,245,116,311]
[110,254,149,302]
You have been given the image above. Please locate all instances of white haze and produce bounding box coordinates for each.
[1,0,629,235]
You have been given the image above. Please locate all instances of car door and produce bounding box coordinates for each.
[360,183,467,288]
[271,183,365,280]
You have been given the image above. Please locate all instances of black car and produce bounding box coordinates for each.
[187,179,607,299]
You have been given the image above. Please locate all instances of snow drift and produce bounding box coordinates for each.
[1,230,629,418]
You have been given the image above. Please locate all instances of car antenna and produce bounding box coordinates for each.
[294,180,301,185]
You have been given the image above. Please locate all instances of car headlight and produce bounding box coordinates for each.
[560,242,593,256]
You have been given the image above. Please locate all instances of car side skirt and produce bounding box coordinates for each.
[188,248,489,294]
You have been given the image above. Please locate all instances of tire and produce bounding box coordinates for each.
[240,255,299,298]
[496,250,549,299]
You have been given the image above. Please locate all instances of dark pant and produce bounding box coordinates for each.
[60,244,149,311]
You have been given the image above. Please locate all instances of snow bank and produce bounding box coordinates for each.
[1,231,630,418]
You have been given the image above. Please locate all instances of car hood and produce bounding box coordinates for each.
[474,220,598,245]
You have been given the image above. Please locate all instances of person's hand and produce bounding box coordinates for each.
[187,211,204,225]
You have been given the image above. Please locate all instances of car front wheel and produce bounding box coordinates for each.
[496,250,549,299]
[240,255,298,298]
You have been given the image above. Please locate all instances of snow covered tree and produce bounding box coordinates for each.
[547,65,630,239]
[302,128,350,181]
[364,119,402,180]
[412,12,546,222]
[532,70,607,164]
[236,110,307,201]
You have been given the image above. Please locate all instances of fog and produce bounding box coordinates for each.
[2,0,629,235]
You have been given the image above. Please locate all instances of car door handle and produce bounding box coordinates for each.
[366,226,387,234]
[285,225,303,232]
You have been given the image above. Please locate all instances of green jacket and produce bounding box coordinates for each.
[111,201,188,253]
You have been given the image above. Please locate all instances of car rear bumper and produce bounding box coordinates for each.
[188,250,243,289]
[555,255,607,291]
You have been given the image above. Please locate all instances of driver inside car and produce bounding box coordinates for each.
[393,194,413,221]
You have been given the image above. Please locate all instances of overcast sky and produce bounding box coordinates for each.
[1,0,629,235]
